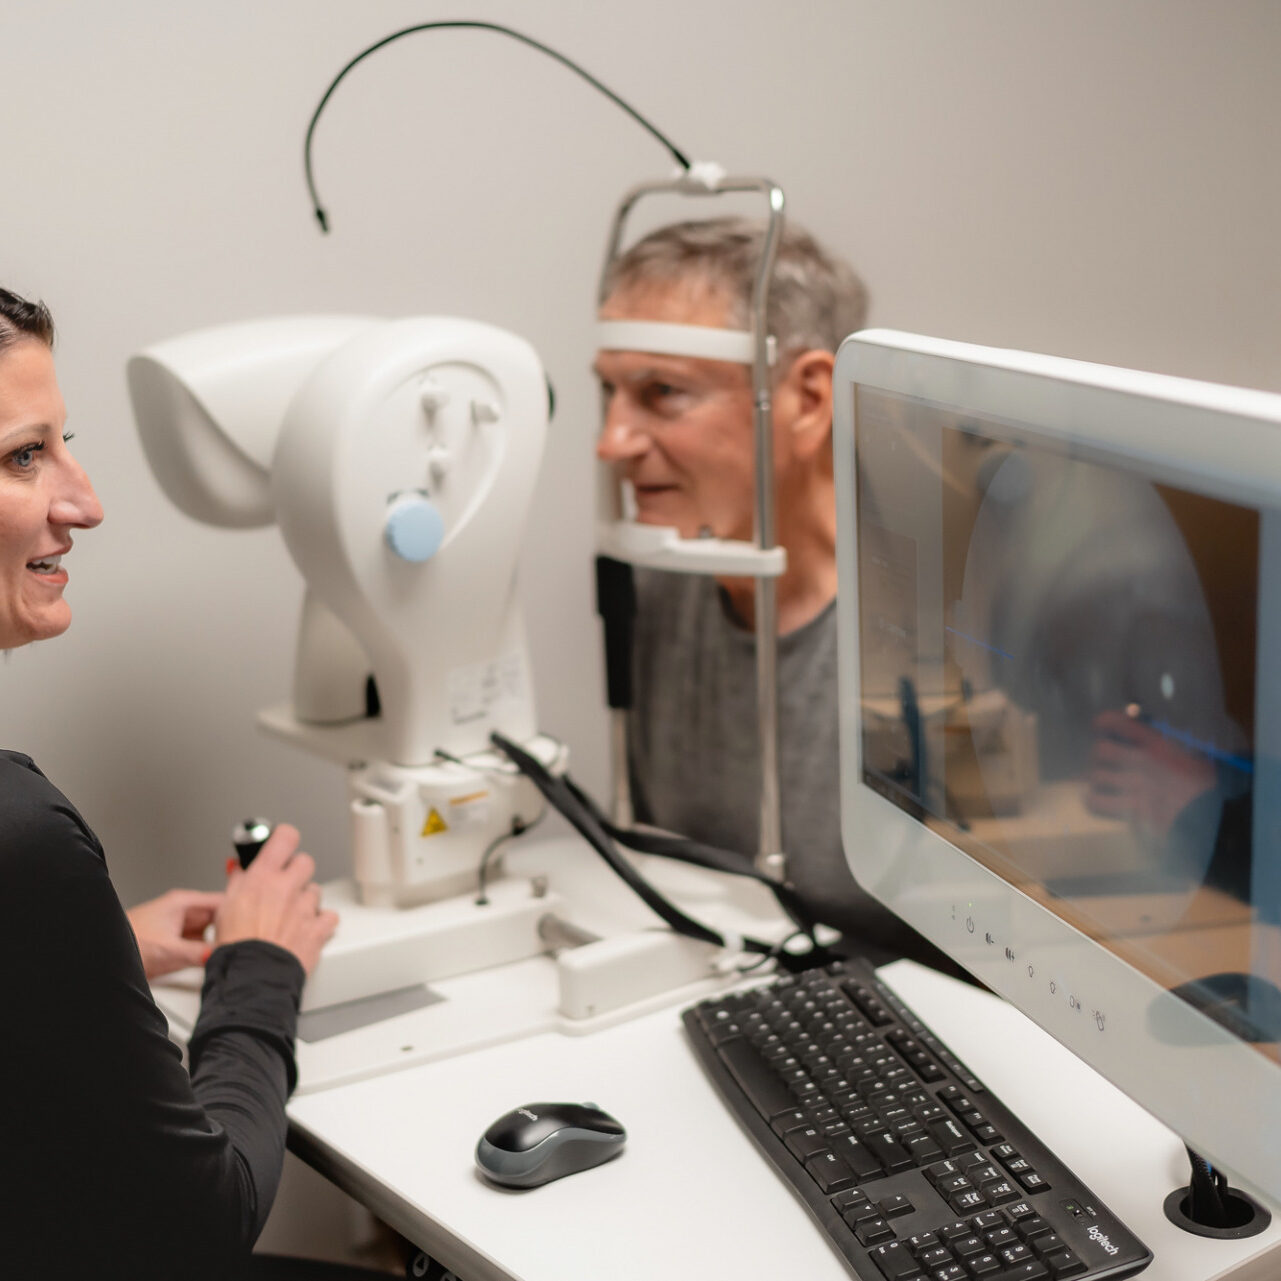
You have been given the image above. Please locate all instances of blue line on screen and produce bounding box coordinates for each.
[944,626,1015,663]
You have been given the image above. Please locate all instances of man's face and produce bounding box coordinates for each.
[594,284,758,542]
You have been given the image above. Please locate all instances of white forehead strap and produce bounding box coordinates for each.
[597,321,776,367]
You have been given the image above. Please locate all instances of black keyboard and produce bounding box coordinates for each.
[683,959,1152,1281]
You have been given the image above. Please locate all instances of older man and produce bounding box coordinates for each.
[594,216,953,969]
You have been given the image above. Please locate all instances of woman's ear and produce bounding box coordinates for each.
[777,349,836,461]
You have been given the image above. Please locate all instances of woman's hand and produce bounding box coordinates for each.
[214,823,338,976]
[127,889,224,981]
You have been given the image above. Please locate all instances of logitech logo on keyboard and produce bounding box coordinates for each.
[1087,1225,1119,1256]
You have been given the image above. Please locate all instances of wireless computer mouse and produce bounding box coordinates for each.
[475,1101,626,1188]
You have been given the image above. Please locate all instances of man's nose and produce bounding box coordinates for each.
[596,403,649,463]
[50,456,104,530]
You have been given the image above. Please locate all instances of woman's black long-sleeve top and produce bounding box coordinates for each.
[0,750,305,1279]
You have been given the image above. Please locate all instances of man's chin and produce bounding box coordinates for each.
[635,511,703,538]
[633,498,698,536]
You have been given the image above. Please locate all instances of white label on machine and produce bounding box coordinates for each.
[446,653,526,725]
[447,790,492,828]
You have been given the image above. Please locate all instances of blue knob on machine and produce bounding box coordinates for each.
[385,493,445,562]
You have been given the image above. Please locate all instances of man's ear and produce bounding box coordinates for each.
[777,349,836,461]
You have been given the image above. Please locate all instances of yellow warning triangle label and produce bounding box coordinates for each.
[421,807,448,837]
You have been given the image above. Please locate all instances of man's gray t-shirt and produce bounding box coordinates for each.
[628,569,956,969]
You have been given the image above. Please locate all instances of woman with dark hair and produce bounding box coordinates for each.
[0,286,389,1278]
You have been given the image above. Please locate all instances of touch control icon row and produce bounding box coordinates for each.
[953,906,1107,1035]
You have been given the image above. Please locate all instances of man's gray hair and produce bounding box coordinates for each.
[603,216,869,360]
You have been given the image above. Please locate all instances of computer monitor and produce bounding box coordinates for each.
[832,330,1281,1207]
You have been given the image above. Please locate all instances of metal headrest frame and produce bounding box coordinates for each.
[595,169,788,882]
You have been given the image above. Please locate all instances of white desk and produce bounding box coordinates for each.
[286,959,1281,1281]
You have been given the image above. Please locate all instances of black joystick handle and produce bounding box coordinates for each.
[232,818,273,870]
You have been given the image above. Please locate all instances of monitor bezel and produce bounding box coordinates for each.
[833,329,1281,1204]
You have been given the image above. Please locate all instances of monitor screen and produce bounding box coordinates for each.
[833,331,1281,1203]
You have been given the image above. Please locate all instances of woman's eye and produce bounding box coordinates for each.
[8,442,45,470]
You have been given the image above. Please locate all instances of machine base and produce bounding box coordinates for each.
[302,874,561,1011]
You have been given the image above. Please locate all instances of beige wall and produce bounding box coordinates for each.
[2,0,1278,904]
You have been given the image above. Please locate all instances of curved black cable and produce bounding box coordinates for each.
[491,732,837,972]
[304,20,692,232]
[1185,1147,1230,1227]
[560,772,820,942]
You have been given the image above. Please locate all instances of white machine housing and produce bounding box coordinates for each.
[128,316,560,910]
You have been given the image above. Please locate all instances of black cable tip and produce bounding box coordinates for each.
[314,206,330,234]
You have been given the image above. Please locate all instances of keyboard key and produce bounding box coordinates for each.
[830,1132,889,1181]
[707,1020,744,1045]
[982,1179,1020,1205]
[1018,1171,1051,1193]
[830,1187,870,1212]
[856,1218,897,1246]
[1031,1233,1065,1257]
[966,1253,1002,1277]
[932,1266,966,1281]
[938,1221,973,1243]
[784,1127,829,1162]
[969,1211,1006,1233]
[905,1232,940,1253]
[999,1243,1033,1265]
[804,1151,855,1193]
[905,1134,945,1165]
[868,1130,916,1172]
[927,1118,975,1157]
[917,1246,952,1270]
[972,1124,1003,1145]
[770,1108,814,1136]
[1015,1215,1051,1239]
[1042,1249,1087,1278]
[841,980,895,1026]
[843,1203,883,1228]
[983,1226,1018,1250]
[948,1189,986,1214]
[925,1160,964,1185]
[869,1241,924,1280]
[878,1194,915,1219]
[1002,1263,1050,1281]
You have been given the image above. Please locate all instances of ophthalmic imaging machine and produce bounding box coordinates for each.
[127,162,816,1090]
